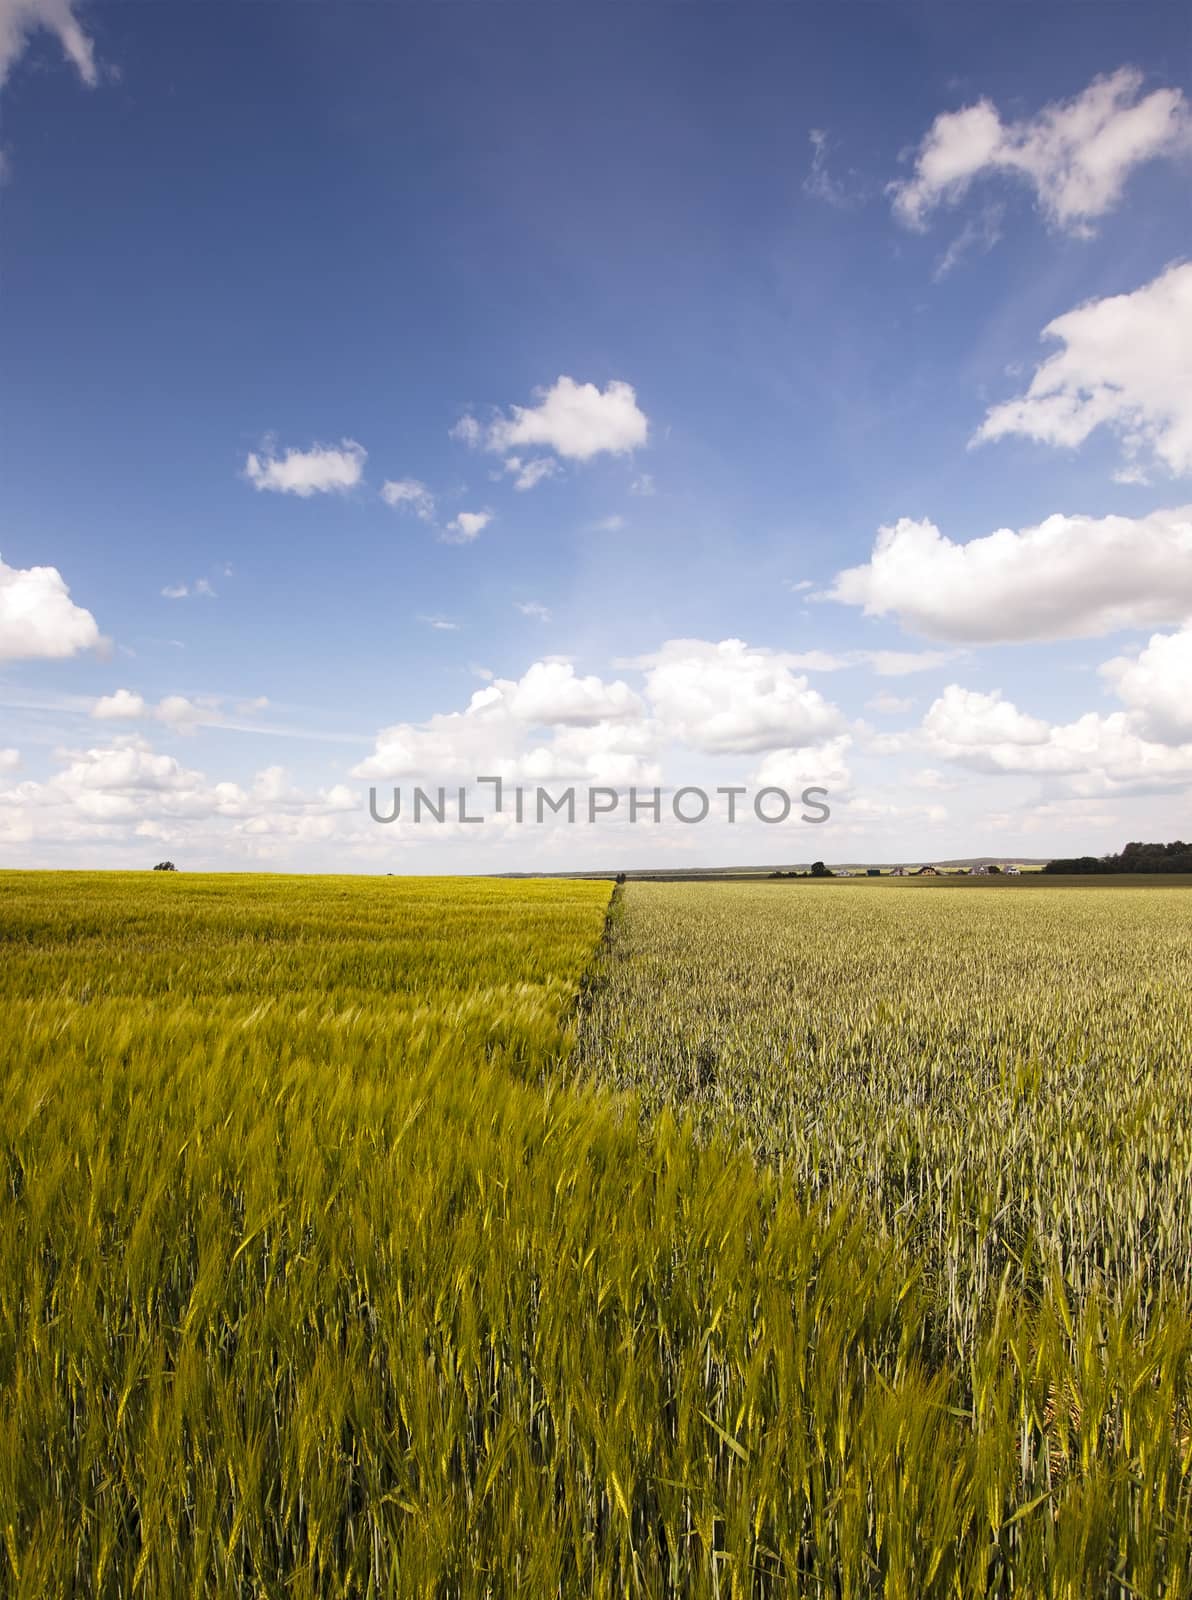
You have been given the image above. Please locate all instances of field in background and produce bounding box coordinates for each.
[2,873,1191,1596]
[575,882,1192,1328]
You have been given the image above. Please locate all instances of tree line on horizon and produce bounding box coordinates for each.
[1044,840,1192,875]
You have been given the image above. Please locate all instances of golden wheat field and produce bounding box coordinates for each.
[2,871,1191,1598]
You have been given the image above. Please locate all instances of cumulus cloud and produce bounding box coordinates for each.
[891,68,1190,236]
[0,735,360,853]
[922,679,1192,796]
[93,689,146,720]
[974,263,1192,477]
[754,736,853,794]
[640,638,844,754]
[456,376,649,463]
[0,553,100,661]
[244,439,366,497]
[829,505,1192,643]
[0,0,98,87]
[155,694,214,732]
[507,660,644,726]
[1101,627,1192,744]
[352,659,651,785]
[89,689,224,733]
[353,638,856,797]
[443,510,491,544]
[381,478,435,520]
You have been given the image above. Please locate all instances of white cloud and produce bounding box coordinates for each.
[891,68,1190,236]
[587,514,625,534]
[630,474,655,497]
[418,615,459,632]
[508,660,644,726]
[665,641,948,679]
[381,478,435,520]
[516,601,551,622]
[1101,627,1192,744]
[908,767,955,791]
[922,682,1192,795]
[93,689,146,720]
[754,736,852,794]
[829,505,1192,642]
[974,263,1192,477]
[868,692,915,715]
[0,553,100,661]
[502,456,559,491]
[353,659,650,785]
[0,748,19,772]
[449,414,482,447]
[865,649,956,677]
[161,577,216,600]
[90,689,227,732]
[443,510,491,544]
[155,695,215,733]
[461,376,649,463]
[0,734,362,854]
[0,0,98,87]
[641,638,844,754]
[244,439,366,497]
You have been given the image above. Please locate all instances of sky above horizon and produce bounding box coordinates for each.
[2,0,1191,872]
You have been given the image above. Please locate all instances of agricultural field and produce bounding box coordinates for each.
[573,881,1192,1329]
[2,872,1192,1597]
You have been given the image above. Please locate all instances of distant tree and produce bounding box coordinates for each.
[987,864,1002,874]
[152,861,177,872]
[1044,842,1192,875]
[615,872,627,884]
[809,860,833,878]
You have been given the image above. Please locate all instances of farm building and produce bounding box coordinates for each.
[914,865,939,876]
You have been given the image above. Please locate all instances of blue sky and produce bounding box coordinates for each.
[1,1,1190,870]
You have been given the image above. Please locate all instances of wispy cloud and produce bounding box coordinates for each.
[381,478,435,520]
[161,577,217,600]
[0,0,99,88]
